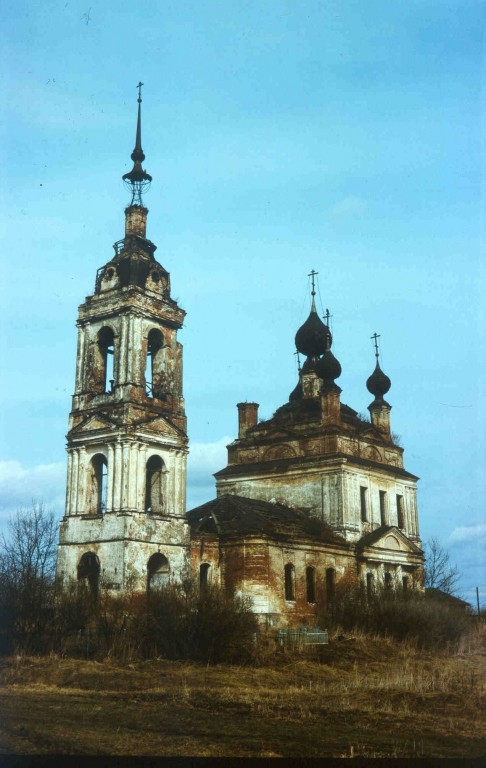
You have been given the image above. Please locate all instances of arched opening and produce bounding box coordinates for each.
[284,563,295,601]
[366,572,374,599]
[199,563,211,592]
[145,328,165,398]
[326,568,335,605]
[147,553,170,591]
[77,552,100,599]
[97,327,115,393]
[384,571,392,590]
[90,454,107,515]
[306,566,315,603]
[402,575,409,592]
[145,455,165,514]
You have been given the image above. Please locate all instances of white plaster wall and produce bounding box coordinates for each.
[217,463,419,542]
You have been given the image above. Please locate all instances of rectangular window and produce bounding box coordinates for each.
[306,567,315,603]
[360,486,368,522]
[396,495,404,528]
[284,564,295,601]
[326,568,335,604]
[379,490,387,525]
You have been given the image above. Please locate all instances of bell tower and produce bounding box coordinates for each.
[57,85,190,593]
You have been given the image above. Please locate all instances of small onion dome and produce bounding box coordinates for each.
[315,350,342,383]
[366,361,391,399]
[289,380,303,401]
[295,306,331,358]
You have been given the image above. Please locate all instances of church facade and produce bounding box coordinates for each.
[57,92,424,625]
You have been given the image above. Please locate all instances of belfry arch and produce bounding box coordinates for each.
[145,455,165,514]
[145,328,165,398]
[89,453,107,515]
[97,326,115,393]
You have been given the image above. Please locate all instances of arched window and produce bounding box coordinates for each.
[90,454,107,515]
[145,455,165,514]
[284,563,295,601]
[147,553,170,591]
[326,568,335,604]
[77,551,100,599]
[306,566,315,603]
[366,571,374,599]
[97,327,115,393]
[145,329,164,398]
[200,563,211,592]
[384,571,392,590]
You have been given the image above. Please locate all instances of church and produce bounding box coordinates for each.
[56,91,424,627]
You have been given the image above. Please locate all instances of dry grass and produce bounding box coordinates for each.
[1,631,485,758]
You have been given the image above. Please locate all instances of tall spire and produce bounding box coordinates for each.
[122,82,152,207]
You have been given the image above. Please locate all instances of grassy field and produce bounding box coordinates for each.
[1,633,485,758]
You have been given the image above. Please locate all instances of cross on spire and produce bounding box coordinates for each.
[137,81,143,103]
[324,308,332,327]
[308,269,318,297]
[371,332,381,361]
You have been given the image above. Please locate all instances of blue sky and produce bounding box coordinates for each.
[1,1,484,604]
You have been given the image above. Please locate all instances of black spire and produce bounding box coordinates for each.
[122,82,152,206]
[366,333,391,401]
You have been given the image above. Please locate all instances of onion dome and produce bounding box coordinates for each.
[315,328,341,385]
[315,350,342,384]
[295,300,331,358]
[366,361,391,400]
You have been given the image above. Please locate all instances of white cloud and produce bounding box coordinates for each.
[328,195,366,222]
[187,436,232,490]
[0,460,66,523]
[448,524,486,546]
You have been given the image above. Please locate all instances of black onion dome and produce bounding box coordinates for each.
[295,306,331,358]
[366,362,391,398]
[315,350,342,383]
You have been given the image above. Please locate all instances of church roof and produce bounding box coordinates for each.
[187,494,349,546]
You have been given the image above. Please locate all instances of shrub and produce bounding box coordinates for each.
[319,582,473,651]
[50,581,258,664]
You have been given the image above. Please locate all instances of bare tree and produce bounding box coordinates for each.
[0,503,58,652]
[424,536,460,595]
